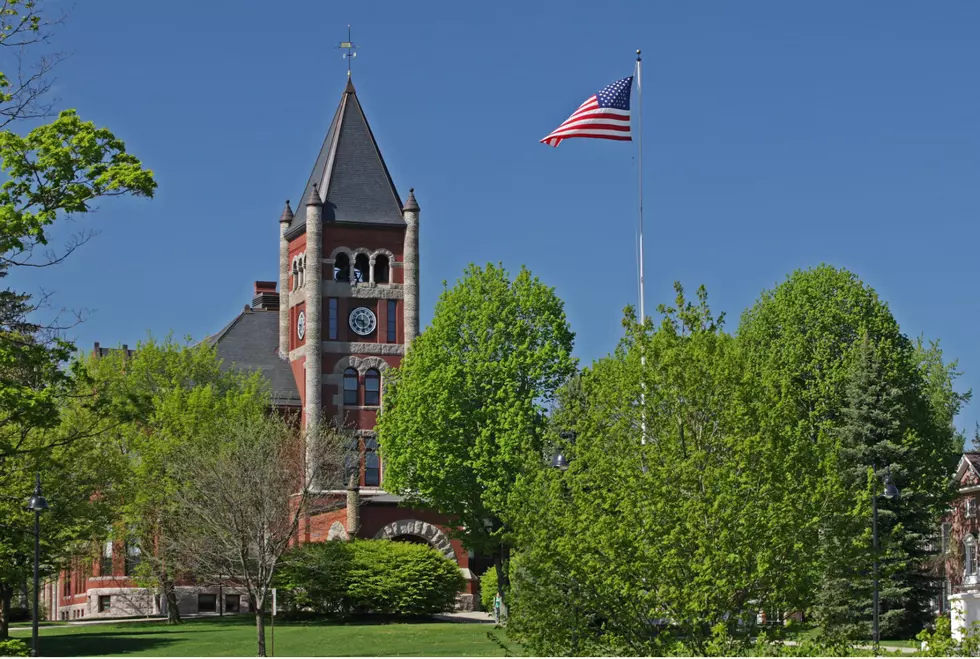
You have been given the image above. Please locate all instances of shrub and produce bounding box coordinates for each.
[480,566,497,612]
[0,639,29,657]
[277,538,464,617]
[276,540,353,614]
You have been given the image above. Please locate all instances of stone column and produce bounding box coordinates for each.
[278,201,293,358]
[402,188,420,347]
[305,186,323,433]
[346,471,360,537]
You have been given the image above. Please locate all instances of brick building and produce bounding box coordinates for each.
[944,452,980,637]
[41,77,480,620]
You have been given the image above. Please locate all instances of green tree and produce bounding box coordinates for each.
[0,0,155,634]
[88,336,268,624]
[738,265,965,635]
[0,382,124,638]
[376,263,576,615]
[510,285,802,655]
[815,336,910,641]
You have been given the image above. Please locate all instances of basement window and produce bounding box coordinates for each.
[198,593,217,613]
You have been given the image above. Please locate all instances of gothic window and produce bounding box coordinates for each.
[343,368,359,406]
[291,260,299,291]
[354,253,370,284]
[965,535,978,577]
[387,300,397,342]
[365,436,380,487]
[328,298,338,340]
[364,369,380,406]
[374,254,390,284]
[299,254,306,288]
[334,253,350,282]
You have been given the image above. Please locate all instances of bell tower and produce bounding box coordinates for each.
[277,77,419,489]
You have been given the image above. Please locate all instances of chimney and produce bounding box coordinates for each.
[346,471,360,538]
[251,281,280,311]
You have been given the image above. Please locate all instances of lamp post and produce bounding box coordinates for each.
[551,439,575,656]
[872,463,900,657]
[26,473,48,658]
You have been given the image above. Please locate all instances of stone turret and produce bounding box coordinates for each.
[402,188,420,347]
[278,200,293,357]
[304,185,322,434]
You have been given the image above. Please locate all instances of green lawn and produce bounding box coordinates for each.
[9,616,514,657]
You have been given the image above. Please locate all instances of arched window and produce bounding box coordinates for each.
[291,260,299,291]
[965,535,978,577]
[354,253,370,284]
[298,255,306,288]
[334,253,350,282]
[343,368,359,406]
[374,255,390,284]
[364,368,381,406]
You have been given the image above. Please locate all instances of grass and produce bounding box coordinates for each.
[8,616,514,657]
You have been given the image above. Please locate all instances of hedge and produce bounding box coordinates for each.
[480,566,497,612]
[277,539,464,617]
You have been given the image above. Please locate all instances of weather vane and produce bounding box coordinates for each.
[339,25,357,77]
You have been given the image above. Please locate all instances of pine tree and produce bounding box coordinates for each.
[817,335,937,640]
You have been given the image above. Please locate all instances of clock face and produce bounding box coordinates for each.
[349,307,377,336]
[296,310,306,340]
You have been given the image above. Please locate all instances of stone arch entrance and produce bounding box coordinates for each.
[374,519,456,563]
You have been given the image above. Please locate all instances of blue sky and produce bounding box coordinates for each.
[14,1,980,433]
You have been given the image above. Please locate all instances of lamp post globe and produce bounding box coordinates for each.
[27,473,48,658]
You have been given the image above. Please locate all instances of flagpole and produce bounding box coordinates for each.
[636,49,644,329]
[636,49,647,447]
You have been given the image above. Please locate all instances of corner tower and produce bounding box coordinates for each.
[280,78,418,485]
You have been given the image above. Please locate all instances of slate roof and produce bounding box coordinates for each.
[285,78,405,238]
[205,308,300,406]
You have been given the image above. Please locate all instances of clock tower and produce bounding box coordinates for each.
[278,77,420,485]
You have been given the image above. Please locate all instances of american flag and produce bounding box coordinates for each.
[540,76,633,147]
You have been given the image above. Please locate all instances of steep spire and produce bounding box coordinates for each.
[284,80,405,236]
[402,188,419,213]
[279,200,294,223]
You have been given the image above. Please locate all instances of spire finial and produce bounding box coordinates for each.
[339,25,358,77]
[402,187,419,213]
[279,199,294,223]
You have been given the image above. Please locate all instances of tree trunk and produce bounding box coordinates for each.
[493,545,510,623]
[160,575,181,624]
[0,582,12,640]
[255,606,266,657]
